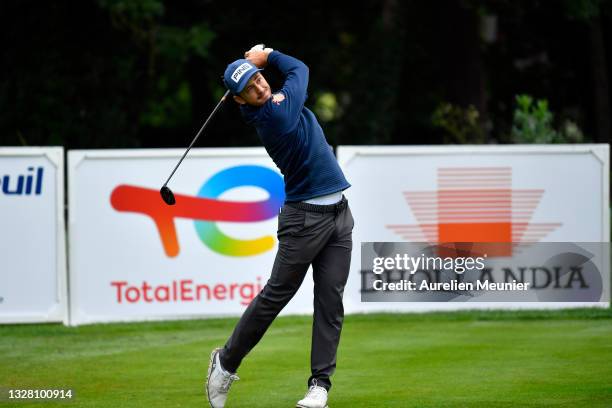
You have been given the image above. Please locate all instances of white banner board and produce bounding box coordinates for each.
[0,147,66,323]
[67,148,315,325]
[337,144,610,312]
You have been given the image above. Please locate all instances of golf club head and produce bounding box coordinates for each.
[160,186,176,206]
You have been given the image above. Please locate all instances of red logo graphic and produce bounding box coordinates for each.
[272,93,285,105]
[387,167,562,256]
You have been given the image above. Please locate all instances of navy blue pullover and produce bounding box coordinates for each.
[240,51,350,202]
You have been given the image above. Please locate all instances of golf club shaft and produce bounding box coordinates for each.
[162,89,231,188]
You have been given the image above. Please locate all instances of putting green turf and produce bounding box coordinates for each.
[1,308,611,407]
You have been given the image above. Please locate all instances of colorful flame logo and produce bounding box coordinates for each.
[111,165,285,257]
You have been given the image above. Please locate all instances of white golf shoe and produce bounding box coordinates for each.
[296,383,329,408]
[205,347,239,408]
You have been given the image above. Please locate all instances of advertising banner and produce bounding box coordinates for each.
[0,147,66,323]
[67,148,315,325]
[337,144,610,312]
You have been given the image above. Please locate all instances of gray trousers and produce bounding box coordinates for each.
[220,196,354,391]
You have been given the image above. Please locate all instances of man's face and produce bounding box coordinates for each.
[235,73,271,107]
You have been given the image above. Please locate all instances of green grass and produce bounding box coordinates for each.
[1,308,612,407]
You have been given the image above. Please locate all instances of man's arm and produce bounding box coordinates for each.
[246,49,309,132]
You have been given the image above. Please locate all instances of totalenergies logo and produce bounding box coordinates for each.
[111,165,284,258]
[387,167,562,257]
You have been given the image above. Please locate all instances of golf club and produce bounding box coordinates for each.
[160,89,231,205]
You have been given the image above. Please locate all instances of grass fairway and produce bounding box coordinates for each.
[1,308,611,407]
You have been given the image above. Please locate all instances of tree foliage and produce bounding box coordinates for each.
[0,0,610,148]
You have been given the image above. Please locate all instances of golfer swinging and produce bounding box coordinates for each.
[206,45,354,408]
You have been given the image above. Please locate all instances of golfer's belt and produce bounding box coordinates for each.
[287,196,348,214]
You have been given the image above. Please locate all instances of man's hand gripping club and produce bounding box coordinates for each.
[245,44,274,68]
